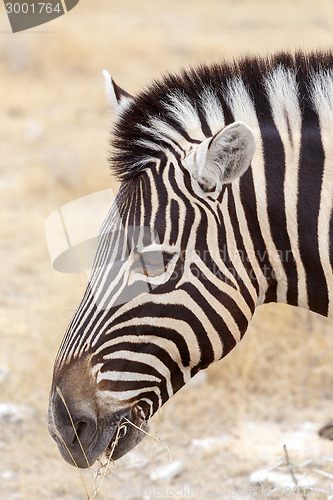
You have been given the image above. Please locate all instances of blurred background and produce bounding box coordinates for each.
[1,0,333,498]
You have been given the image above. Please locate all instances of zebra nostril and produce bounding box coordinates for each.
[73,421,87,444]
[71,415,97,446]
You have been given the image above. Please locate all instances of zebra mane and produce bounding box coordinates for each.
[109,51,333,181]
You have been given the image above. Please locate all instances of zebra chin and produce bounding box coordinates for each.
[48,400,149,469]
[103,405,150,462]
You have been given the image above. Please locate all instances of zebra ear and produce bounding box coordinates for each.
[186,121,256,198]
[102,70,134,114]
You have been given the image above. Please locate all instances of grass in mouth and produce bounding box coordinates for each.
[56,387,172,499]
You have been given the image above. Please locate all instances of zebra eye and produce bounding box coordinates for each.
[133,251,174,277]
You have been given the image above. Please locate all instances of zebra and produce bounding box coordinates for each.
[48,51,333,469]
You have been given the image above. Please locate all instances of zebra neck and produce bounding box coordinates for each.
[235,119,332,319]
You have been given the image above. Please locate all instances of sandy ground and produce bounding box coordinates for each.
[1,0,333,498]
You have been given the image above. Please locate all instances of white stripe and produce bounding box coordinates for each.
[137,119,185,157]
[163,91,205,141]
[98,387,162,405]
[148,169,159,243]
[96,370,160,383]
[200,86,225,134]
[134,138,167,152]
[311,70,333,318]
[264,66,308,309]
[162,168,173,246]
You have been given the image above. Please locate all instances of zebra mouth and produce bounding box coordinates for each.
[103,405,149,462]
[49,393,149,468]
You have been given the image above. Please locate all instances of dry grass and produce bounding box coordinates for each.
[1,0,333,498]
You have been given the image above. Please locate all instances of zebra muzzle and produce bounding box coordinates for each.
[48,395,149,468]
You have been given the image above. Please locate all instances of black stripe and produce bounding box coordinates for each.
[169,199,179,245]
[328,212,333,274]
[239,166,275,302]
[298,116,328,315]
[152,157,168,243]
[197,101,212,137]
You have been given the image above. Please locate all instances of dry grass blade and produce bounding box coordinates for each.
[123,417,172,464]
[57,433,91,500]
[312,468,333,480]
[92,416,172,496]
[283,444,308,500]
[56,387,99,497]
[91,423,128,499]
[266,458,284,472]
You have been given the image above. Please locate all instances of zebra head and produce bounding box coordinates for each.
[48,68,259,468]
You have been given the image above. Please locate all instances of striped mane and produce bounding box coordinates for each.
[110,50,333,181]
